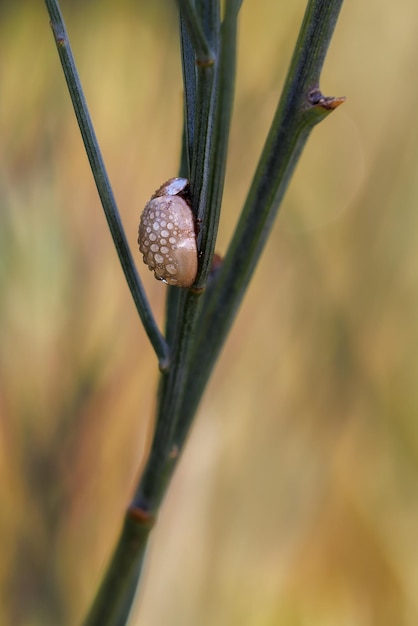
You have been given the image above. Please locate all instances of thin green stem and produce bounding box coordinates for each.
[83,508,154,626]
[195,0,240,286]
[82,3,221,623]
[128,0,238,573]
[178,0,214,64]
[133,289,202,509]
[156,0,241,469]
[176,0,346,448]
[44,0,170,370]
[119,0,222,576]
[189,62,216,226]
[163,21,199,340]
[80,2,345,624]
[189,0,220,235]
[137,2,222,504]
[140,0,222,495]
[179,15,198,174]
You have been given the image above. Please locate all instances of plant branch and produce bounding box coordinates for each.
[135,5,241,509]
[179,15,198,174]
[178,0,213,64]
[81,3,222,623]
[134,0,224,513]
[98,6,241,610]
[194,0,240,287]
[83,507,154,626]
[176,0,346,448]
[43,0,170,370]
[80,1,345,624]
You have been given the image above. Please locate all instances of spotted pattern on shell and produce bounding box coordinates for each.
[138,182,198,288]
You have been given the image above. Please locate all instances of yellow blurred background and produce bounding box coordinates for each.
[1,0,418,624]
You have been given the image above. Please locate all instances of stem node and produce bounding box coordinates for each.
[308,88,346,110]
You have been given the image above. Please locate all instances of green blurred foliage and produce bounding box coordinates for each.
[1,1,418,625]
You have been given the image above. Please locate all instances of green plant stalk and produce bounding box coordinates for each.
[81,1,345,624]
[83,508,153,626]
[178,0,213,64]
[135,0,222,512]
[163,20,198,345]
[157,0,233,488]
[144,0,242,503]
[153,0,241,462]
[168,0,237,376]
[189,55,217,226]
[134,0,240,512]
[195,0,241,286]
[179,15,197,174]
[82,4,222,624]
[43,0,170,370]
[155,1,241,463]
[163,0,239,411]
[162,0,220,436]
[175,0,346,443]
[196,0,221,50]
[188,0,220,238]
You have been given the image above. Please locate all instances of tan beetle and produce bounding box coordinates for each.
[138,178,198,288]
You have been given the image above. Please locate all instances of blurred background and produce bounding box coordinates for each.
[1,0,418,624]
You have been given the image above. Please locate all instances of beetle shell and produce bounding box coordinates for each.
[138,179,198,288]
[152,177,189,198]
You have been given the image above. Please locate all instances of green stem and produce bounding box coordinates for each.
[80,2,345,624]
[140,0,222,499]
[163,20,199,341]
[136,0,223,508]
[195,0,240,286]
[179,15,197,174]
[176,0,346,448]
[188,0,220,238]
[178,0,213,64]
[81,3,221,623]
[43,0,170,370]
[133,289,202,510]
[83,507,154,626]
[134,0,221,510]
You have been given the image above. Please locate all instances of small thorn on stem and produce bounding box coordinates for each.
[168,445,179,460]
[308,88,346,110]
[158,355,171,374]
[128,505,156,528]
[196,57,215,67]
